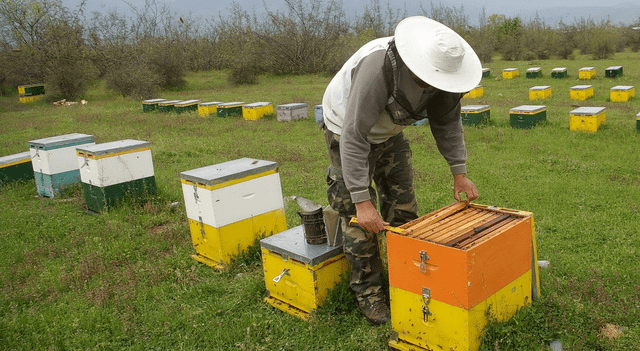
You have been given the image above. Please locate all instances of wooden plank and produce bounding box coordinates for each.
[429,212,502,243]
[414,209,483,240]
[405,202,468,238]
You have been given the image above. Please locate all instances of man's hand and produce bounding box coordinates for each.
[453,174,478,202]
[354,200,388,233]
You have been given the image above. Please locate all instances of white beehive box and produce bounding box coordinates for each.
[277,103,308,122]
[29,133,95,197]
[180,158,288,269]
[76,139,156,212]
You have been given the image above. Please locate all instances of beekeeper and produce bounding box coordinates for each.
[321,16,481,325]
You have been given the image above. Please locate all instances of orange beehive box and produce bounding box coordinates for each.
[387,202,540,351]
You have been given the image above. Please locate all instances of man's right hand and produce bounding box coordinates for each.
[354,200,388,233]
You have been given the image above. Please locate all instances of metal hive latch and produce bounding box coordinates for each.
[419,250,430,273]
[193,182,200,203]
[422,287,432,322]
[272,268,290,283]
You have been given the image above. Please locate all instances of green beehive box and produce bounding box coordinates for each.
[605,66,623,78]
[461,105,490,126]
[157,100,182,113]
[142,99,167,112]
[175,99,200,114]
[217,102,245,117]
[0,151,34,186]
[551,67,567,79]
[510,105,547,129]
[18,84,45,96]
[482,68,490,78]
[526,67,542,78]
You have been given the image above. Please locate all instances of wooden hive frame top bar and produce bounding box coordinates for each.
[396,202,528,249]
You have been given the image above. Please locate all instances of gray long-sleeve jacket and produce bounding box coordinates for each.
[322,37,467,204]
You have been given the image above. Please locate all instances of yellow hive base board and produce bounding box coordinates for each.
[263,296,311,321]
[191,254,225,269]
[189,208,287,269]
[390,271,532,351]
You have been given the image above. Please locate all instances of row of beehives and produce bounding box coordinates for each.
[461,104,640,133]
[1,132,542,351]
[465,83,637,102]
[17,84,46,103]
[484,65,625,80]
[141,98,310,122]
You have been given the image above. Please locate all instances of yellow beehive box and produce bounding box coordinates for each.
[502,68,519,79]
[463,85,484,99]
[569,107,606,133]
[387,203,539,351]
[529,85,552,100]
[261,225,349,320]
[579,66,596,80]
[242,102,274,121]
[197,101,223,117]
[180,158,288,269]
[570,85,594,101]
[610,85,635,102]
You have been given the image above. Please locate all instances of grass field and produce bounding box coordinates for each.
[1,51,640,350]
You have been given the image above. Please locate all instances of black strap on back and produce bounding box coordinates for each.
[384,39,430,121]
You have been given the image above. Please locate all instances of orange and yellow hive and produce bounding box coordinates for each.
[387,202,540,351]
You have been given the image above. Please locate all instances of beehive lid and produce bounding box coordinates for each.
[260,225,343,266]
[503,68,518,71]
[218,102,245,107]
[611,85,634,91]
[571,85,593,90]
[176,99,200,106]
[158,100,182,105]
[580,66,595,70]
[277,103,307,109]
[0,151,31,166]
[244,102,272,108]
[482,68,490,72]
[530,85,551,90]
[76,139,150,156]
[526,67,541,72]
[510,105,546,113]
[461,105,490,112]
[395,202,529,250]
[637,112,640,118]
[199,101,223,106]
[570,107,606,115]
[180,157,279,186]
[29,133,94,150]
[142,99,167,104]
[552,67,567,72]
[606,65,623,70]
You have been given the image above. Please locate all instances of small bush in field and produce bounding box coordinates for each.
[105,62,160,99]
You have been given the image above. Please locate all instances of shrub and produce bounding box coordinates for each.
[105,62,160,99]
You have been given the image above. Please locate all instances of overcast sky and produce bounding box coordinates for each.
[62,0,640,26]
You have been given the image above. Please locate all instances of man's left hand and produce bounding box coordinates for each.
[453,174,478,202]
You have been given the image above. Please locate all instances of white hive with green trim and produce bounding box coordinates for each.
[76,139,156,212]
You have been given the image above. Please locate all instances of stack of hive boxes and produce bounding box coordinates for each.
[180,158,287,269]
[29,133,95,197]
[387,202,540,351]
[18,84,45,103]
[76,139,156,212]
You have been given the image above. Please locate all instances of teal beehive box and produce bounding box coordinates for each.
[461,105,490,126]
[29,133,95,197]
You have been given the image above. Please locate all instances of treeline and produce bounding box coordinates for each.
[1,0,640,100]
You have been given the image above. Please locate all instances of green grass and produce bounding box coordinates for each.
[1,51,640,350]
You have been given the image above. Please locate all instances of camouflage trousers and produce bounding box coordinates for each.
[324,128,418,304]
